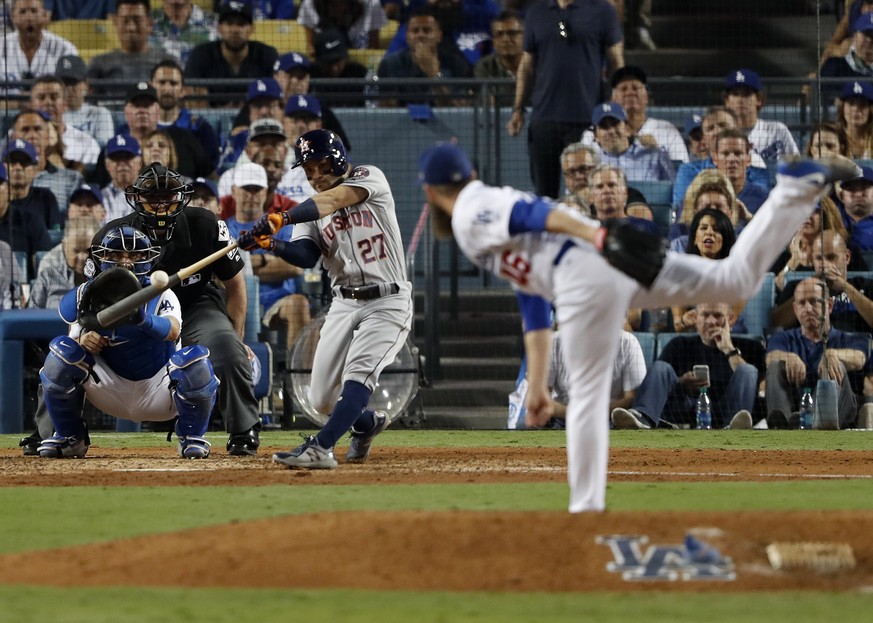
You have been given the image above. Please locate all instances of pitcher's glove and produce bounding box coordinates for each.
[78,267,143,330]
[249,213,286,237]
[594,220,668,288]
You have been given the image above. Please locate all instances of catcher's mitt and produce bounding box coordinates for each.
[78,267,143,331]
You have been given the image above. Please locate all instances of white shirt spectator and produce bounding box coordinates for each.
[64,103,116,148]
[218,160,315,203]
[583,117,689,163]
[62,125,101,166]
[748,118,799,161]
[100,182,133,224]
[0,30,77,85]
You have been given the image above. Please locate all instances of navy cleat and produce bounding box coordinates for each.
[777,156,861,188]
[346,410,389,462]
[37,433,90,458]
[273,435,337,469]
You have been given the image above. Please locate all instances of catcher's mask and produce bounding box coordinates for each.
[125,161,192,241]
[91,226,160,279]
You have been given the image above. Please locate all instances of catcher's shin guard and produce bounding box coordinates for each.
[169,345,219,438]
[39,336,92,438]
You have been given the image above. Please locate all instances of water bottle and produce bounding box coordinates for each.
[799,387,814,430]
[696,386,712,430]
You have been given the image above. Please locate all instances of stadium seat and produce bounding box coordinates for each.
[634,180,674,232]
[251,20,307,54]
[348,48,384,72]
[47,19,119,51]
[379,20,399,48]
[633,332,656,369]
[738,272,775,336]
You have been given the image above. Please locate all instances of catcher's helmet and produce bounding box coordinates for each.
[125,161,192,241]
[292,129,348,176]
[91,226,160,278]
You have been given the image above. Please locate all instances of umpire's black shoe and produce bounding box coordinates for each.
[226,424,260,456]
[19,432,42,456]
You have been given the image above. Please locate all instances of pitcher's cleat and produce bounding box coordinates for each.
[777,156,861,188]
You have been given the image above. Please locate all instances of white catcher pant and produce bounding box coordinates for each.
[551,176,824,512]
[83,357,176,423]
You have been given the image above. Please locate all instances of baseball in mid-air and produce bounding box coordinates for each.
[151,270,169,288]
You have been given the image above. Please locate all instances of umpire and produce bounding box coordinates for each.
[96,163,261,454]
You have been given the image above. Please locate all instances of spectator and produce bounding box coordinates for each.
[150,0,218,66]
[670,173,744,249]
[1,0,77,89]
[218,77,286,173]
[721,68,799,161]
[765,277,867,429]
[222,163,310,350]
[66,183,108,224]
[672,106,770,214]
[220,143,298,217]
[45,0,116,19]
[87,0,176,98]
[839,164,873,252]
[821,12,873,92]
[101,134,143,223]
[0,238,24,310]
[582,65,689,163]
[142,128,189,180]
[309,28,369,108]
[670,208,739,334]
[0,161,52,280]
[296,0,387,54]
[590,102,675,183]
[611,302,764,429]
[473,9,524,108]
[56,55,115,149]
[507,0,623,198]
[189,176,221,216]
[9,108,84,216]
[30,76,101,174]
[244,0,296,20]
[184,0,279,107]
[711,128,770,215]
[836,80,873,158]
[560,142,599,210]
[772,230,873,334]
[683,113,707,160]
[283,93,324,145]
[2,138,62,233]
[822,0,873,62]
[112,82,212,181]
[27,215,101,309]
[376,7,473,107]
[588,164,655,227]
[806,122,849,158]
[270,52,352,149]
[151,60,221,174]
[383,0,499,67]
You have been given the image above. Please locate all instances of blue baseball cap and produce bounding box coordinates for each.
[70,183,104,205]
[724,68,762,92]
[2,138,38,164]
[106,134,141,158]
[683,112,703,137]
[419,143,473,185]
[840,80,873,102]
[591,102,627,126]
[853,13,873,34]
[246,78,282,102]
[284,94,322,118]
[843,165,873,188]
[191,177,218,198]
[274,52,311,73]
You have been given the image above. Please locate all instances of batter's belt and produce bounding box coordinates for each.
[337,282,400,301]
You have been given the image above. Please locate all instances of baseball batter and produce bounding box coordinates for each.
[419,143,859,512]
[239,129,412,469]
[37,226,218,459]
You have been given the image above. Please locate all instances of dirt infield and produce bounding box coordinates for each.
[2,445,872,592]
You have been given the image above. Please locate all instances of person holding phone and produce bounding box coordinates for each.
[612,302,765,429]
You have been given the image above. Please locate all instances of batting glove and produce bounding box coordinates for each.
[594,220,668,288]
[249,213,286,237]
[238,230,260,251]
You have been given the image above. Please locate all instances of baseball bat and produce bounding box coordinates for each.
[96,242,240,328]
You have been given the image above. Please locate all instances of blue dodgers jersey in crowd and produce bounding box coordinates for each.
[59,284,179,382]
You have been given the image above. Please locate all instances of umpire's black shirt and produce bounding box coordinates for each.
[93,207,245,312]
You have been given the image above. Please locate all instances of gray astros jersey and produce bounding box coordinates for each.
[291,165,408,288]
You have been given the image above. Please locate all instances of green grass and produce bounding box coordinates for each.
[3,429,873,621]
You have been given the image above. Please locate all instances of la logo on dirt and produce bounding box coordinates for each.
[597,535,736,581]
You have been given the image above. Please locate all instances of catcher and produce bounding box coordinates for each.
[37,226,219,459]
